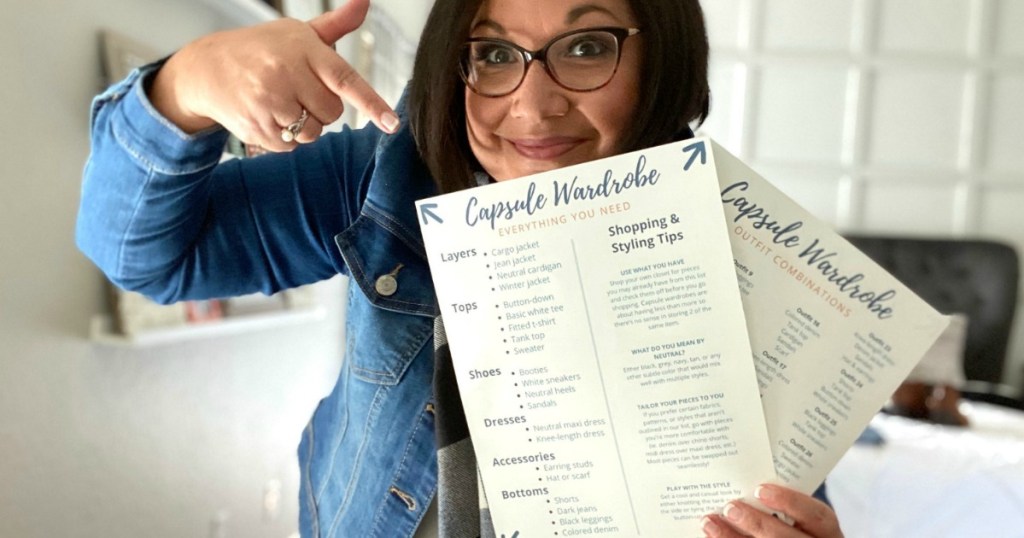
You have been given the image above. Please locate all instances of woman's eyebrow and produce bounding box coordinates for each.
[470,19,506,35]
[471,5,618,37]
[566,5,618,24]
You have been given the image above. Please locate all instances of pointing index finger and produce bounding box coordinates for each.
[310,48,399,134]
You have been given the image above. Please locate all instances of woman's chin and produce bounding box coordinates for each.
[493,153,599,182]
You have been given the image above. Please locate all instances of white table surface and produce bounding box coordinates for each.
[829,402,1024,538]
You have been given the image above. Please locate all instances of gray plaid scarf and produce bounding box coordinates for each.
[432,317,497,538]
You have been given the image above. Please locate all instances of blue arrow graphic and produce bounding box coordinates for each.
[682,141,707,171]
[420,203,443,225]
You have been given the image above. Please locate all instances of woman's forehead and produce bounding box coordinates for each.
[470,0,636,38]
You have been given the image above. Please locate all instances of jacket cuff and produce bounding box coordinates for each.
[104,59,230,175]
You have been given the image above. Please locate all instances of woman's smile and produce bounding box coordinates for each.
[505,135,586,160]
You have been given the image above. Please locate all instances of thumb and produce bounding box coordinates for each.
[309,0,371,45]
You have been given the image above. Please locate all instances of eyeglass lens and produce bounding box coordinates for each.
[463,30,623,96]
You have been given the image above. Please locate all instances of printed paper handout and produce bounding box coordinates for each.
[714,146,949,493]
[416,138,948,537]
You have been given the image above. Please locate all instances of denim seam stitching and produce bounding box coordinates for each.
[364,198,415,240]
[337,240,399,383]
[111,124,158,172]
[315,347,353,502]
[340,229,433,310]
[406,405,438,538]
[349,319,431,382]
[335,239,405,380]
[133,78,195,143]
[349,365,394,380]
[302,422,321,538]
[325,383,389,538]
[112,121,221,177]
[370,405,427,536]
[363,201,427,258]
[114,166,157,277]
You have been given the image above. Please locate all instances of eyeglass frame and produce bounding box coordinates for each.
[459,26,642,98]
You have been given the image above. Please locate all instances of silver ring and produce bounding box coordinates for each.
[280,109,309,143]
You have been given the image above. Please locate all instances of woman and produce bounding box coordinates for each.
[77,0,844,536]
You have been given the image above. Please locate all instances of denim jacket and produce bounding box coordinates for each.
[78,64,443,538]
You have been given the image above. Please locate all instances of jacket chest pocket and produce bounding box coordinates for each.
[335,214,438,385]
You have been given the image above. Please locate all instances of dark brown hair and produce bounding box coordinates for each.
[408,0,710,194]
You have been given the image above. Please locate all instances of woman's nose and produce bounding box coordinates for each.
[509,62,570,120]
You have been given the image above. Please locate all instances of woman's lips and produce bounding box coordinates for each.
[506,137,583,160]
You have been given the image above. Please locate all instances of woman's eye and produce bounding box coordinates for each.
[566,38,610,57]
[477,45,517,65]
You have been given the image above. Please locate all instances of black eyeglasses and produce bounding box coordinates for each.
[460,26,641,97]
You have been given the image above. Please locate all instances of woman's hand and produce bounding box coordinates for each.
[701,484,843,538]
[149,0,398,151]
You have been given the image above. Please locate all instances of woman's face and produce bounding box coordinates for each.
[465,0,642,181]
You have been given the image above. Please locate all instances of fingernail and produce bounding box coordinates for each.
[381,112,399,133]
[724,502,743,522]
[755,485,774,501]
[701,516,720,537]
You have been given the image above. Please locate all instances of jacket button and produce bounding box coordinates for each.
[375,274,398,296]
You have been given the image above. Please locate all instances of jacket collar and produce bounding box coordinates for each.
[361,102,438,260]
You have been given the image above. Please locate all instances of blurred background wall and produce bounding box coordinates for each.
[697,0,1024,389]
[0,0,1020,537]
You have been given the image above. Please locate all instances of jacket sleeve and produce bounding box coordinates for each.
[76,62,381,304]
